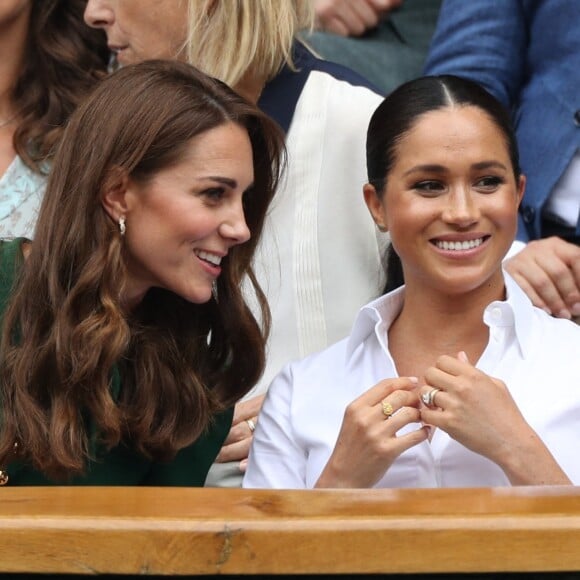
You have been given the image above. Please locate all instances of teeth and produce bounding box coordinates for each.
[195,250,222,266]
[435,238,484,251]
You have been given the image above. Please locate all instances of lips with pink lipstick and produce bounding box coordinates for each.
[194,249,224,276]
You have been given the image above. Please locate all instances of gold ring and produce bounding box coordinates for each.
[246,418,256,433]
[421,388,441,408]
[381,399,394,418]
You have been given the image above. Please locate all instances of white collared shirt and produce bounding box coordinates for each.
[243,273,580,488]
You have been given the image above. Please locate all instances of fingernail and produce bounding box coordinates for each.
[542,307,552,315]
[557,309,572,320]
[571,303,580,317]
[407,376,419,384]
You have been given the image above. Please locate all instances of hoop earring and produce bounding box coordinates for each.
[118,216,126,236]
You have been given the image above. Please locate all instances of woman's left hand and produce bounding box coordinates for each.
[418,351,570,485]
[214,394,264,470]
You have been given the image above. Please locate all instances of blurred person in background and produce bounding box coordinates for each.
[0,0,109,238]
[307,0,442,94]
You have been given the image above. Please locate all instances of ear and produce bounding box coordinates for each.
[363,182,388,232]
[516,174,526,207]
[100,166,131,223]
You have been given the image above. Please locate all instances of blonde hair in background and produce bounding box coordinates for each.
[186,0,314,87]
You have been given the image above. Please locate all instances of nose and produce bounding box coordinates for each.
[84,0,113,29]
[441,186,480,228]
[219,203,251,245]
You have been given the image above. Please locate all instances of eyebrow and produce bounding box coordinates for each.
[402,164,446,177]
[201,176,238,188]
[471,161,509,171]
[199,175,256,193]
[402,160,508,177]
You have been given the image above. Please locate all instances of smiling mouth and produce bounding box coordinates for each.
[195,250,223,266]
[433,237,489,251]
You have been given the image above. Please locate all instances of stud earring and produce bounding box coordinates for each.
[118,216,126,236]
[377,223,387,232]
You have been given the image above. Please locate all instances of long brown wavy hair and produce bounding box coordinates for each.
[13,0,109,172]
[0,60,285,480]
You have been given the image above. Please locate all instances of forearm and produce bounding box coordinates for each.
[496,431,571,486]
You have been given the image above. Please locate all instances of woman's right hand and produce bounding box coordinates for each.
[504,236,580,320]
[315,376,428,488]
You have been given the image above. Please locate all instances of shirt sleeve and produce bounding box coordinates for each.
[423,0,529,109]
[243,364,308,489]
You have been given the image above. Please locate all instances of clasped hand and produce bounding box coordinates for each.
[215,393,264,472]
[318,352,534,488]
[419,351,530,466]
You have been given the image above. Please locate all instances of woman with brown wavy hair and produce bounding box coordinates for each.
[0,59,285,486]
[0,0,108,239]
[85,0,387,488]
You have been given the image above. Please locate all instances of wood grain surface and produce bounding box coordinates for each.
[1,486,579,575]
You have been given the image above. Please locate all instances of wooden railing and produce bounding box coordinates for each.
[1,486,580,577]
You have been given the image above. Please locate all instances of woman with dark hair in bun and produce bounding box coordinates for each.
[244,75,580,489]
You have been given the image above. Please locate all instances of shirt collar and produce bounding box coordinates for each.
[346,286,404,359]
[345,271,536,362]
[485,270,535,357]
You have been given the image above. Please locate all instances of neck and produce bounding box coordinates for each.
[234,73,267,105]
[0,4,31,121]
[389,271,506,362]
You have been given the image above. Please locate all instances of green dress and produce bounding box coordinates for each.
[0,239,233,486]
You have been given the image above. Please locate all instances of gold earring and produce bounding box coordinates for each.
[377,224,387,232]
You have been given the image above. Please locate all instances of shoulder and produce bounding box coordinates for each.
[260,41,383,133]
[0,238,27,270]
[296,53,384,130]
[269,337,350,399]
[295,40,382,93]
[0,238,29,302]
[302,68,384,111]
[519,303,580,372]
[506,273,580,359]
[535,309,580,347]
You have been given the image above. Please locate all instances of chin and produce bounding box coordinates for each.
[174,286,214,305]
[191,293,214,305]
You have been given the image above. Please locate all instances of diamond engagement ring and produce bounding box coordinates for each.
[421,388,441,408]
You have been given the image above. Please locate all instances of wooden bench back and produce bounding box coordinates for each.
[1,486,580,575]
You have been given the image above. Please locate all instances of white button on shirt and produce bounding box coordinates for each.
[243,273,580,489]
